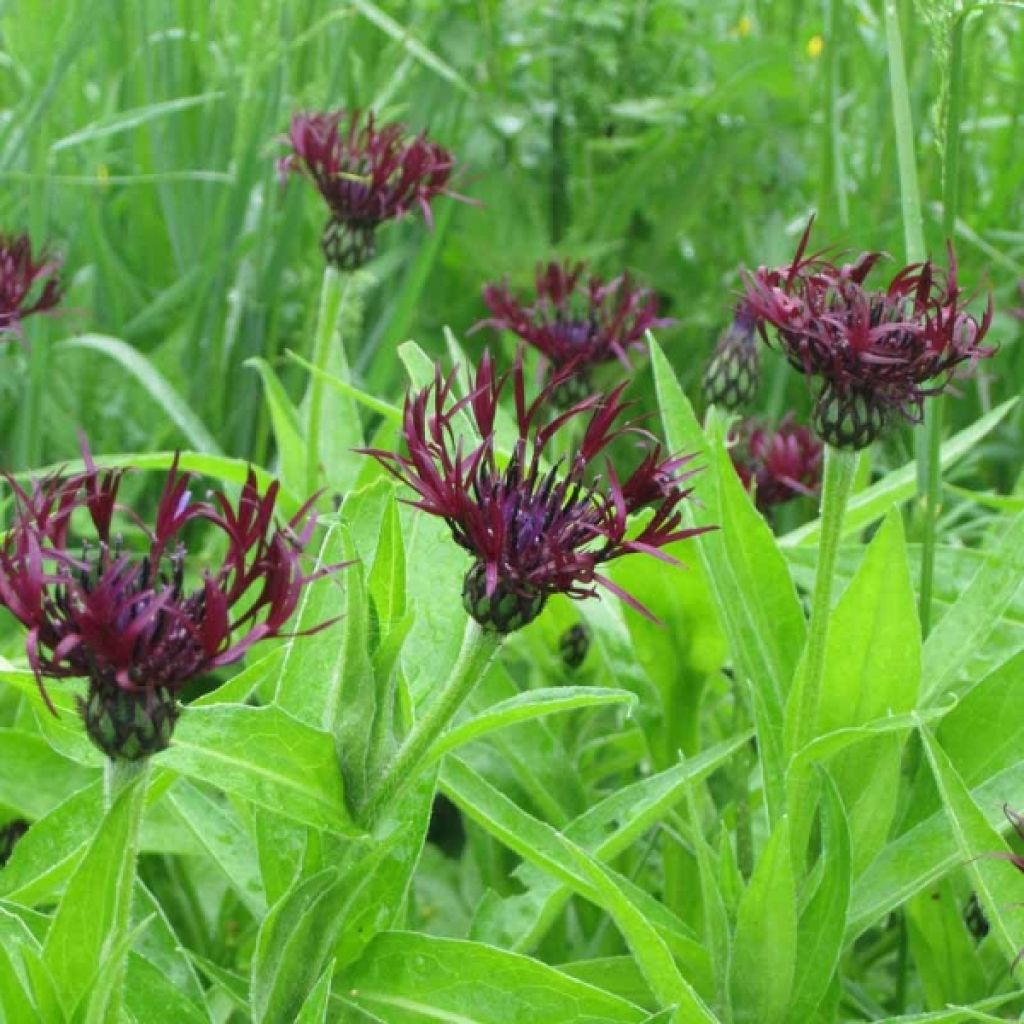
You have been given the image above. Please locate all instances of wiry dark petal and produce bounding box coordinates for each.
[365,351,708,629]
[0,232,63,339]
[471,261,671,395]
[280,109,462,268]
[0,441,336,758]
[730,416,823,509]
[741,221,995,447]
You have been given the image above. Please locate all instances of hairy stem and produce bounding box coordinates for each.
[360,619,501,827]
[305,265,349,496]
[792,446,857,753]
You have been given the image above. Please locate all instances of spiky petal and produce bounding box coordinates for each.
[364,352,711,632]
[472,261,672,402]
[730,415,823,511]
[741,220,995,449]
[0,446,337,760]
[0,233,63,339]
[278,110,462,270]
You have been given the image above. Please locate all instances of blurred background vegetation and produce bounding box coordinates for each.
[0,0,1020,488]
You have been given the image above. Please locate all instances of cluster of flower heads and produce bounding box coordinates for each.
[473,261,671,405]
[279,109,462,270]
[729,415,823,512]
[367,353,710,633]
[0,449,332,760]
[0,232,63,340]
[740,221,995,449]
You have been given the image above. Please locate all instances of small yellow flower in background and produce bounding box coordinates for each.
[96,163,110,187]
[737,15,753,37]
[807,34,825,58]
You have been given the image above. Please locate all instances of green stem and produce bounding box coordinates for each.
[101,757,150,1021]
[918,16,966,637]
[360,619,501,826]
[792,447,857,753]
[305,265,348,496]
[103,756,149,813]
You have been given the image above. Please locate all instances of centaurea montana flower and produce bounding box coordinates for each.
[0,449,333,760]
[366,353,710,633]
[472,261,671,405]
[278,109,461,270]
[0,232,63,339]
[741,222,995,449]
[730,415,823,511]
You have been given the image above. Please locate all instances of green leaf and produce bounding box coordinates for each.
[650,336,799,820]
[781,397,1018,548]
[0,905,42,1022]
[56,335,222,454]
[921,508,1024,703]
[0,781,102,904]
[245,356,306,495]
[251,868,350,1024]
[294,961,333,1024]
[285,349,401,424]
[368,489,408,635]
[165,779,266,916]
[729,817,797,1024]
[788,510,920,874]
[905,877,987,1011]
[159,704,357,834]
[472,733,749,963]
[444,754,713,990]
[42,765,148,1016]
[917,722,1024,964]
[122,952,210,1024]
[336,931,649,1023]
[559,837,720,1023]
[0,728,97,818]
[789,771,851,1020]
[429,687,636,762]
[272,523,348,728]
[846,759,1024,941]
[332,770,438,971]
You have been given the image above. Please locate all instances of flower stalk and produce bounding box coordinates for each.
[790,445,857,754]
[360,619,501,826]
[305,264,350,496]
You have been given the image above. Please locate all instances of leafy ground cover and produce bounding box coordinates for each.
[0,1,1023,1021]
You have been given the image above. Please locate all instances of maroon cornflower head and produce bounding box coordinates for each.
[471,261,672,406]
[702,301,761,411]
[366,352,710,634]
[741,221,995,449]
[0,448,333,761]
[278,109,460,270]
[0,232,62,339]
[730,415,823,512]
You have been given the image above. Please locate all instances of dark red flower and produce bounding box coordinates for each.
[365,352,710,633]
[741,221,995,449]
[0,233,63,338]
[702,302,761,410]
[471,261,672,405]
[0,447,335,760]
[278,109,461,270]
[730,415,823,511]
